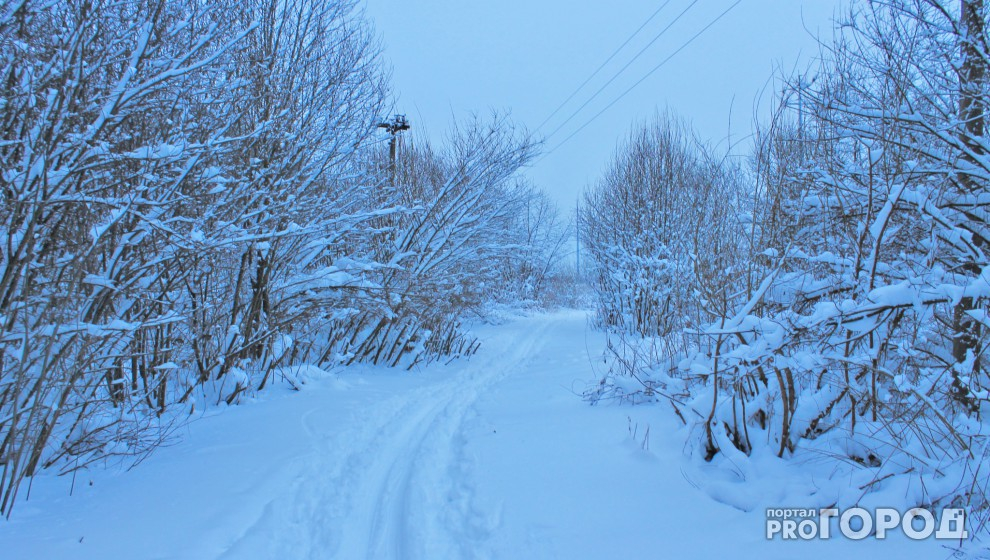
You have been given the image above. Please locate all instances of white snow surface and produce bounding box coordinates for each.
[0,310,954,559]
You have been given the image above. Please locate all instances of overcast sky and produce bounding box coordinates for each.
[362,0,845,208]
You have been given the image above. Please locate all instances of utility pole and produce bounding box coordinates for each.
[575,197,581,279]
[378,114,410,187]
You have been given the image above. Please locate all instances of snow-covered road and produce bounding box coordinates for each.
[0,310,953,559]
[220,309,563,559]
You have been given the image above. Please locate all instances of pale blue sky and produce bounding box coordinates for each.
[362,1,844,206]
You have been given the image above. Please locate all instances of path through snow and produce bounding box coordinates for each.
[0,310,954,559]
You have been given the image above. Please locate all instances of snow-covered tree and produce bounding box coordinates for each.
[0,0,394,515]
[592,0,990,531]
[582,113,743,337]
[494,183,572,305]
[309,114,539,368]
[0,0,260,514]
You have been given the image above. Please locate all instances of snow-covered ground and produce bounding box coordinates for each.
[0,310,958,559]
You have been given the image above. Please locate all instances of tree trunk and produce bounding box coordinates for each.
[951,0,986,409]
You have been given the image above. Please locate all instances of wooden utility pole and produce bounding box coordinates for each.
[575,197,581,279]
[378,115,410,187]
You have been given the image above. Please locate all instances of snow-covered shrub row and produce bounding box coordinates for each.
[0,1,550,515]
[586,0,990,541]
[0,0,387,516]
[291,117,547,369]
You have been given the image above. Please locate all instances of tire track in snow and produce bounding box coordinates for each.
[352,314,558,559]
[218,314,559,560]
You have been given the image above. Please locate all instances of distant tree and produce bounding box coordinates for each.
[496,183,572,305]
[581,112,743,337]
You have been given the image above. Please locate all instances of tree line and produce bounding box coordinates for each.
[0,0,569,516]
[584,0,990,532]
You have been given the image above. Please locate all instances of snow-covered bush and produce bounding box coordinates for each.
[298,115,540,368]
[0,0,262,515]
[589,0,990,541]
[0,0,393,515]
[0,0,562,516]
[174,0,389,395]
[494,184,573,307]
[581,113,744,337]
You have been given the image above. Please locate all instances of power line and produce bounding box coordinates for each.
[535,0,673,133]
[542,0,742,160]
[541,0,700,143]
